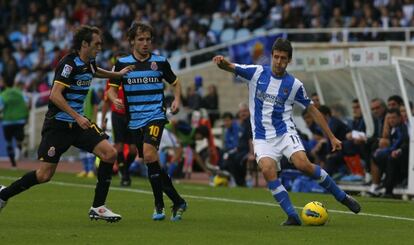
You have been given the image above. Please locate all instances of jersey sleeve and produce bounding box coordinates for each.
[163,60,178,85]
[53,58,75,87]
[234,64,258,82]
[109,61,122,88]
[293,83,313,109]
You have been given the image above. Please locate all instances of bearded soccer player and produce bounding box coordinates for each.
[0,25,133,222]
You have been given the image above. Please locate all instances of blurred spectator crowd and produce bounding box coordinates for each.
[1,0,414,100]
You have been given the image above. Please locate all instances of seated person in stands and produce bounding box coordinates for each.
[342,99,366,176]
[370,96,404,194]
[222,103,254,187]
[372,108,409,198]
[318,105,350,177]
[302,108,325,164]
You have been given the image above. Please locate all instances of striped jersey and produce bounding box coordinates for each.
[109,53,177,129]
[235,64,312,140]
[46,53,97,122]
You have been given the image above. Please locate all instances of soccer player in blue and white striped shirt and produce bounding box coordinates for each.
[213,38,361,225]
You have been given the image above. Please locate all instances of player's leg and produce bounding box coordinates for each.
[143,142,166,220]
[89,139,121,222]
[0,118,67,212]
[75,123,120,222]
[0,162,58,212]
[112,112,129,186]
[259,156,301,226]
[142,121,186,221]
[3,125,16,167]
[15,123,25,161]
[255,138,300,225]
[290,151,361,213]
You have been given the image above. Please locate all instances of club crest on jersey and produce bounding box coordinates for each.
[61,64,73,78]
[283,88,289,95]
[47,147,56,157]
[151,62,158,71]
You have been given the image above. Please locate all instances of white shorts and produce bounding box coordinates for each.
[253,132,305,171]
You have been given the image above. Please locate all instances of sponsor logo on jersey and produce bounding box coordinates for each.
[256,90,284,106]
[151,62,158,71]
[76,80,92,86]
[126,77,160,84]
[61,64,73,78]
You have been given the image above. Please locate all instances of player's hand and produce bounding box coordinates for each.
[113,98,124,110]
[212,55,228,69]
[119,65,134,75]
[170,99,180,114]
[212,55,224,64]
[101,119,107,132]
[213,55,228,69]
[391,149,401,158]
[330,137,342,152]
[76,116,91,130]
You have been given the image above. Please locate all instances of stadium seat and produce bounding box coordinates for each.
[220,28,235,43]
[235,28,251,40]
[42,40,55,53]
[253,28,266,36]
[170,50,182,70]
[210,17,225,33]
[28,51,39,65]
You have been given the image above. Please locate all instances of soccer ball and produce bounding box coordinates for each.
[301,201,329,226]
[213,175,228,187]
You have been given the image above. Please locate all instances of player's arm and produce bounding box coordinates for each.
[95,65,134,79]
[307,104,342,151]
[49,82,90,129]
[101,96,110,131]
[170,79,181,114]
[107,85,124,111]
[163,60,182,114]
[212,55,236,73]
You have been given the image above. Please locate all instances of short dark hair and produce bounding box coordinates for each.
[271,38,292,59]
[127,21,153,42]
[222,112,234,120]
[371,98,386,107]
[318,105,332,117]
[352,99,359,103]
[387,108,401,116]
[72,25,101,51]
[387,95,404,106]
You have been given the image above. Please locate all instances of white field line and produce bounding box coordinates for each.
[1,176,414,222]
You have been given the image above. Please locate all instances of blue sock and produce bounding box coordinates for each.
[87,157,95,172]
[312,165,346,201]
[168,162,177,177]
[82,158,88,172]
[268,179,297,217]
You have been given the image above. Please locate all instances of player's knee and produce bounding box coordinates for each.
[101,147,117,163]
[37,171,53,183]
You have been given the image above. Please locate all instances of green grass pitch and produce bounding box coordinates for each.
[1,169,413,245]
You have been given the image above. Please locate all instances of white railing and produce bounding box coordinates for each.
[171,27,414,71]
